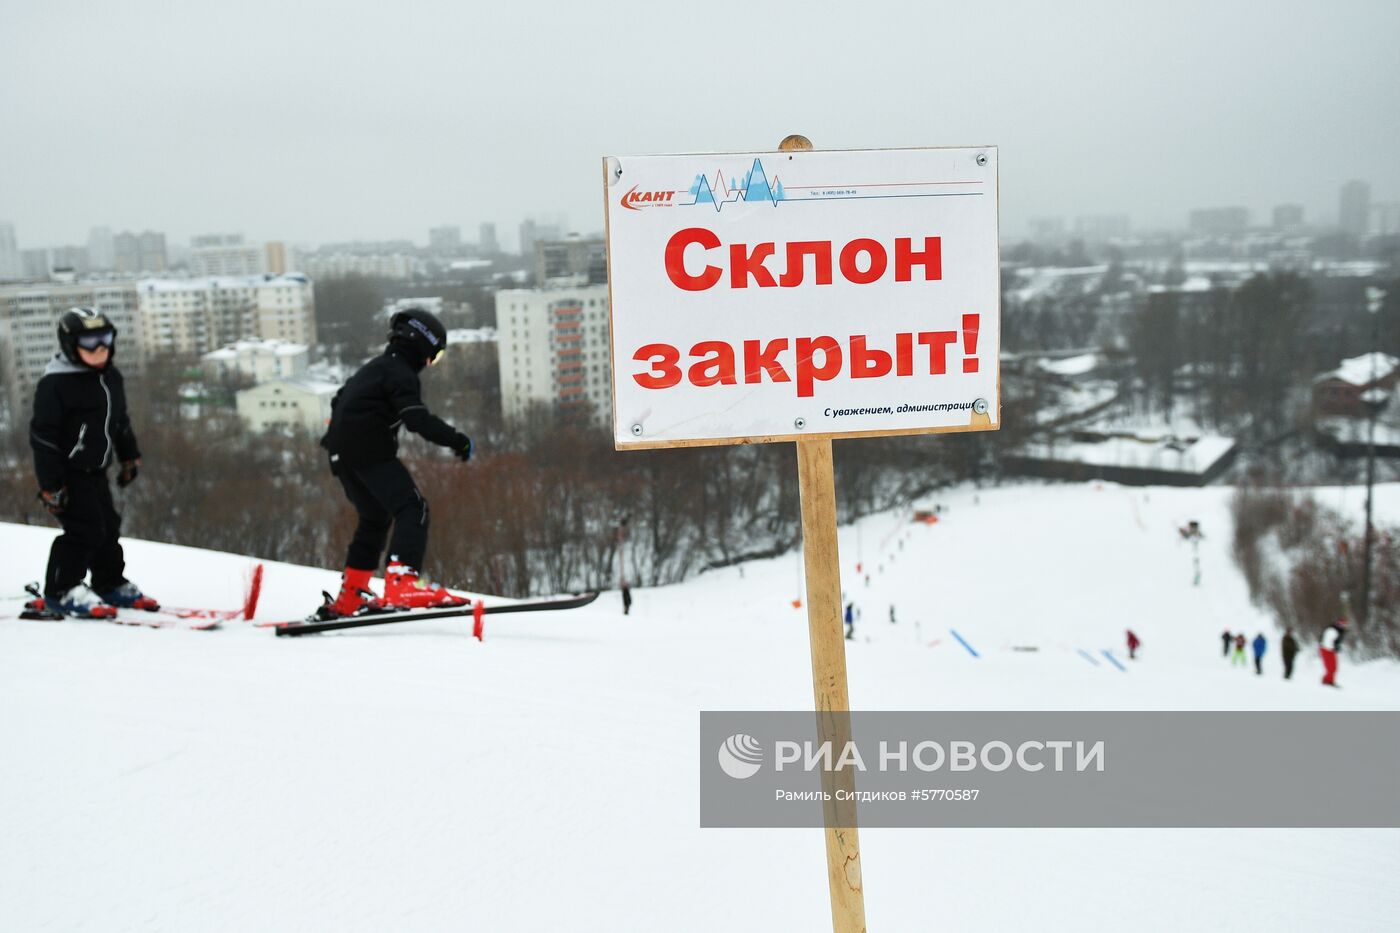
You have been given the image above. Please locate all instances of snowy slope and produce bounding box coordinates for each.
[2,482,1398,932]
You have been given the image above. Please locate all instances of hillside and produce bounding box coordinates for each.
[2,481,1398,932]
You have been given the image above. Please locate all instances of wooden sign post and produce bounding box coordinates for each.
[603,134,1000,933]
[798,430,867,930]
[780,133,865,931]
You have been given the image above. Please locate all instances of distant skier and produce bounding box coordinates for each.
[1126,629,1141,660]
[28,308,154,617]
[1281,628,1300,680]
[1181,521,1204,585]
[621,583,632,616]
[844,602,855,640]
[1221,629,1233,657]
[318,308,473,618]
[889,605,896,625]
[1251,632,1267,675]
[1232,633,1247,667]
[1320,606,1349,688]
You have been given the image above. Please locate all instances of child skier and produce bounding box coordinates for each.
[1231,633,1247,667]
[318,307,473,618]
[29,308,153,617]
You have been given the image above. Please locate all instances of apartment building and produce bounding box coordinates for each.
[201,338,309,383]
[495,282,610,423]
[189,235,269,277]
[137,274,315,356]
[235,376,339,434]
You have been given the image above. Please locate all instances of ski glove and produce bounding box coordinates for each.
[455,436,473,463]
[117,459,140,488]
[39,487,68,516]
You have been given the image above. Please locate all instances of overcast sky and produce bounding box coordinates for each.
[2,0,1397,250]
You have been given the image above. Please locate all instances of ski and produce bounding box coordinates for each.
[109,611,224,631]
[154,563,264,622]
[272,591,600,637]
[12,604,222,630]
[11,563,262,631]
[157,564,264,622]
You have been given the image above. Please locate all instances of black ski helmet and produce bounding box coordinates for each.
[58,307,118,366]
[388,307,448,364]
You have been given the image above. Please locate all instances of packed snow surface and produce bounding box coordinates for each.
[3,482,1399,932]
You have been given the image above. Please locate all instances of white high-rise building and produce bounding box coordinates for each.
[1340,180,1371,236]
[190,235,268,277]
[137,274,315,356]
[495,282,610,423]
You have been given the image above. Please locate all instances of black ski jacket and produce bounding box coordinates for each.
[30,356,141,492]
[321,346,468,468]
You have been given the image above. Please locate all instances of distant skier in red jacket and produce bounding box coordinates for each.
[1125,629,1141,660]
[1320,598,1350,687]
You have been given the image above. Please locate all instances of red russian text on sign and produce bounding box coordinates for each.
[632,317,982,399]
[664,228,942,292]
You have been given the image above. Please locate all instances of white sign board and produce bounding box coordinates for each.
[604,146,999,449]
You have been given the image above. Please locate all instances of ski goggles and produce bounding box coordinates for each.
[76,331,115,350]
[427,348,445,366]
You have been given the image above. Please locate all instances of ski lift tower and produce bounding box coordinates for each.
[1361,286,1390,625]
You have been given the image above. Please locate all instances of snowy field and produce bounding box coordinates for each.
[3,481,1399,932]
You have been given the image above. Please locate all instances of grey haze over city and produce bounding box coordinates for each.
[2,0,1398,248]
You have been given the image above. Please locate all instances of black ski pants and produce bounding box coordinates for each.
[337,459,429,572]
[1283,654,1296,679]
[45,469,126,598]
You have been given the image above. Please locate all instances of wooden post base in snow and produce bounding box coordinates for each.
[797,436,866,933]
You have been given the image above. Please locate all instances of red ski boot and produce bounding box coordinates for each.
[320,567,384,619]
[382,563,468,610]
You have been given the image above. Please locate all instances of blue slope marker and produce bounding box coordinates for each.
[950,629,980,658]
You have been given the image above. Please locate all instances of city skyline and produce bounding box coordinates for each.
[2,1,1398,248]
[2,175,1393,265]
